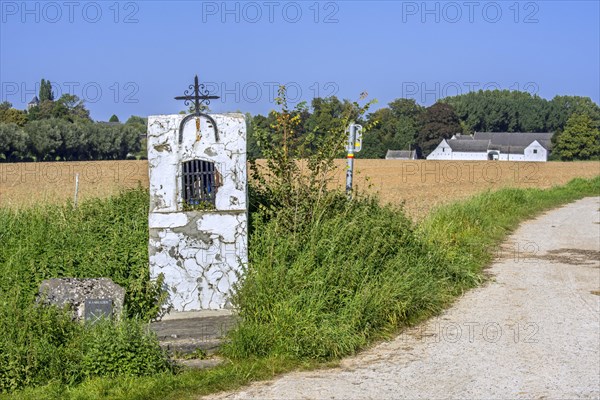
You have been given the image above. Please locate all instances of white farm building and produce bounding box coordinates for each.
[427,132,553,162]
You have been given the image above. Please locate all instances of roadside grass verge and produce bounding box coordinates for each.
[0,188,161,319]
[2,176,598,399]
[6,357,329,400]
[0,189,171,394]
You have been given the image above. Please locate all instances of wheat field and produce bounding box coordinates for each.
[1,160,598,218]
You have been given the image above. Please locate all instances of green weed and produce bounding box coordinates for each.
[0,188,171,393]
[1,177,598,398]
[1,90,598,396]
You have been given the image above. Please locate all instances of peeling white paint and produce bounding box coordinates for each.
[149,213,189,229]
[148,113,248,311]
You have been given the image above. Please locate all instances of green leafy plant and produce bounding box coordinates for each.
[249,86,376,232]
[2,172,598,399]
[0,188,173,393]
[80,319,175,379]
[181,200,216,212]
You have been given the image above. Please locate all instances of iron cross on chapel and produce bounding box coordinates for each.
[175,75,220,143]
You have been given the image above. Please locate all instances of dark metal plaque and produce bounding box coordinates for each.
[84,298,113,323]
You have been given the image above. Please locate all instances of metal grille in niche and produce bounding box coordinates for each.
[182,160,219,207]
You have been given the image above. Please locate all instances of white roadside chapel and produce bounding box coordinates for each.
[147,76,247,312]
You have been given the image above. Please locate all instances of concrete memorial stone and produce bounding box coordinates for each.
[38,278,125,321]
[147,78,247,313]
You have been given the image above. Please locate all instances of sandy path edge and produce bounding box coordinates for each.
[207,197,600,400]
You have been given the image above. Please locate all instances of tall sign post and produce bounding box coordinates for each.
[345,123,363,198]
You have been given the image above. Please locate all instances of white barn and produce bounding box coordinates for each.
[427,132,553,162]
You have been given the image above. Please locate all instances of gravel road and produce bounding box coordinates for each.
[209,197,600,400]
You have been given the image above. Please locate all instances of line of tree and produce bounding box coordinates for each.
[0,117,146,162]
[0,79,146,162]
[247,90,600,160]
[2,83,598,162]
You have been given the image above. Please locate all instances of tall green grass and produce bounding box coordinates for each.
[1,176,598,399]
[0,188,160,318]
[0,189,171,393]
[223,196,477,360]
[222,177,600,361]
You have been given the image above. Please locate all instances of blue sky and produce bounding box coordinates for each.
[1,0,599,121]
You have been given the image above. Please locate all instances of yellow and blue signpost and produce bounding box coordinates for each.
[346,123,363,198]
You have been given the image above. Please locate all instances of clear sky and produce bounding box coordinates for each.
[1,0,598,121]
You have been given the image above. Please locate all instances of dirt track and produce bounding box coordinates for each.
[208,197,600,399]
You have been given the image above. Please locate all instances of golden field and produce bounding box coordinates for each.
[1,160,599,219]
[0,161,149,209]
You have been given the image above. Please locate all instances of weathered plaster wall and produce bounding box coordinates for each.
[147,113,247,311]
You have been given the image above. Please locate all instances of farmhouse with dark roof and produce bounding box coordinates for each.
[427,132,553,161]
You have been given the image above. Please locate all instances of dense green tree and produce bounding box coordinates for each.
[56,94,91,122]
[442,90,600,137]
[358,128,388,159]
[546,96,600,133]
[388,98,418,115]
[39,79,54,102]
[26,100,54,120]
[443,90,550,133]
[27,95,91,123]
[0,123,28,161]
[248,113,277,159]
[25,119,63,161]
[124,116,146,128]
[303,96,364,157]
[0,106,27,127]
[515,94,549,132]
[305,97,359,134]
[0,118,142,162]
[361,108,397,158]
[125,115,147,126]
[9,87,598,162]
[137,137,148,160]
[56,120,89,160]
[109,114,120,123]
[554,113,600,160]
[120,124,143,159]
[361,98,424,158]
[417,103,461,155]
[125,116,147,136]
[123,116,147,159]
[246,112,262,159]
